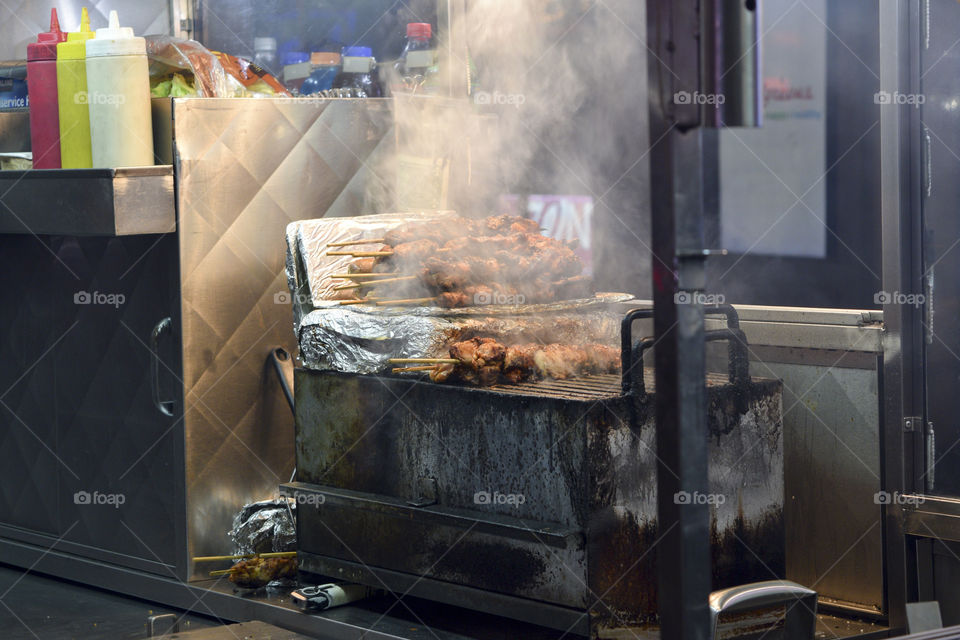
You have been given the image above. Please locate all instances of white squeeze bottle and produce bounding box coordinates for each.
[85,10,153,167]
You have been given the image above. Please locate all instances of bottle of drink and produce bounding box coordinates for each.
[253,37,278,76]
[394,23,435,92]
[57,7,95,168]
[280,51,310,93]
[332,46,382,97]
[85,10,153,167]
[26,8,67,168]
[300,52,341,96]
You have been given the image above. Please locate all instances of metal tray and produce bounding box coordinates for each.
[0,165,175,236]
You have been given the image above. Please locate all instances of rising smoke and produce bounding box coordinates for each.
[368,0,653,296]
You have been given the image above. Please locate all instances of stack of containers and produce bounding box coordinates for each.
[26,9,67,168]
[85,10,153,167]
[56,7,95,168]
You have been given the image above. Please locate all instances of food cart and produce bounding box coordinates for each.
[0,0,958,638]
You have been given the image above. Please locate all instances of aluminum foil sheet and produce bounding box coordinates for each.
[297,297,632,374]
[286,211,456,306]
[229,499,297,555]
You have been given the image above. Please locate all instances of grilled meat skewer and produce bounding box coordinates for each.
[424,339,620,385]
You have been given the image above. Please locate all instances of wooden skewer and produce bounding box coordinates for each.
[376,297,436,306]
[366,275,418,286]
[209,569,233,577]
[327,251,393,257]
[393,366,438,373]
[389,358,458,364]
[194,551,297,562]
[326,238,385,247]
[329,272,400,280]
[334,275,418,291]
[339,298,382,305]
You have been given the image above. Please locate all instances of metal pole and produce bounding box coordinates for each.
[647,0,710,636]
[879,0,922,631]
[647,1,760,636]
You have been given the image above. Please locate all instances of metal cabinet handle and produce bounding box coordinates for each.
[709,580,817,640]
[151,317,175,417]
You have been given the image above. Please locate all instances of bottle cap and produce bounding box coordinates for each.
[406,23,432,40]
[283,51,309,65]
[27,8,67,61]
[86,10,145,57]
[57,7,95,61]
[311,52,341,66]
[254,37,277,52]
[342,46,373,58]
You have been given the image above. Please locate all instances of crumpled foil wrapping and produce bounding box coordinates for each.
[229,499,297,556]
[297,295,633,374]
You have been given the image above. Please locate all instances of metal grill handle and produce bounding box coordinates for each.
[620,308,655,397]
[709,580,817,640]
[623,305,750,398]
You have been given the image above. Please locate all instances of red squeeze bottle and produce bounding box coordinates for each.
[27,9,67,169]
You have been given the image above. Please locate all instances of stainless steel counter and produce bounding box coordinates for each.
[0,166,175,235]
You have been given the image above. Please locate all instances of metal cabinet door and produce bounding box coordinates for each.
[0,236,64,537]
[0,233,186,577]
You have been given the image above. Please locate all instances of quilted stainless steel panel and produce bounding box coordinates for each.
[171,98,394,578]
[0,0,170,60]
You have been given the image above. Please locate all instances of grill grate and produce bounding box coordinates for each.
[398,371,738,402]
[487,373,623,401]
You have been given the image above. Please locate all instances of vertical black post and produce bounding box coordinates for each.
[646,1,711,638]
[878,0,921,631]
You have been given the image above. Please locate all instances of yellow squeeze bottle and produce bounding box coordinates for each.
[56,7,95,168]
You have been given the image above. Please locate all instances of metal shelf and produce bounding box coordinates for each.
[0,165,175,236]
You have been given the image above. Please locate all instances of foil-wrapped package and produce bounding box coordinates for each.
[229,499,296,556]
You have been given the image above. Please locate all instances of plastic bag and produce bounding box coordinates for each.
[145,35,292,98]
[212,51,292,97]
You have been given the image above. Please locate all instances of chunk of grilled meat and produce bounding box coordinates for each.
[227,556,297,589]
[503,344,538,383]
[432,339,621,385]
[367,216,585,307]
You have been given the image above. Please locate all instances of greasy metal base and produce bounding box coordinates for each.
[0,535,460,640]
[296,550,590,636]
[0,533,889,640]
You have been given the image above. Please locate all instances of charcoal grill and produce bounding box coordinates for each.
[281,305,784,637]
